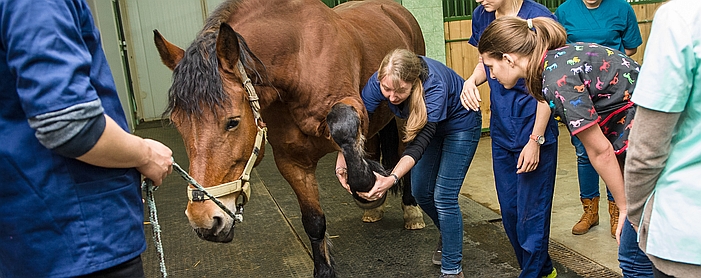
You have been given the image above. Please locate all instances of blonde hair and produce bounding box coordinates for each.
[377,49,427,142]
[477,16,567,101]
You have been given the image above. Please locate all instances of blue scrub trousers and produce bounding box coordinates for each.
[571,136,613,201]
[493,142,557,278]
[412,125,482,275]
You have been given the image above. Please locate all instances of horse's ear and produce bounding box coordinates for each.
[215,22,241,74]
[154,29,184,71]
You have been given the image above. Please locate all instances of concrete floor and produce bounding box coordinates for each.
[462,125,621,275]
[136,122,621,277]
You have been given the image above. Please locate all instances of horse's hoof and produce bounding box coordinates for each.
[402,204,425,230]
[353,193,386,209]
[404,221,426,230]
[362,206,385,222]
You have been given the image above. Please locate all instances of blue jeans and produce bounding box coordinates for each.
[618,218,653,278]
[412,126,481,275]
[571,136,613,201]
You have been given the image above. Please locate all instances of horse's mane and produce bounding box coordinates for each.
[163,0,269,118]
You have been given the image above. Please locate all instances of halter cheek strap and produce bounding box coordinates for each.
[186,127,264,204]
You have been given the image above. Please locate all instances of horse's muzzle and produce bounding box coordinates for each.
[193,219,235,243]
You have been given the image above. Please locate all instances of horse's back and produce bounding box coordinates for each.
[333,0,425,56]
[221,0,425,140]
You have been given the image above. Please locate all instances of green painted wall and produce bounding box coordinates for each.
[403,0,446,64]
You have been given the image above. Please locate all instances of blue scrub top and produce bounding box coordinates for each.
[555,0,643,52]
[0,1,144,277]
[470,0,560,151]
[362,56,479,137]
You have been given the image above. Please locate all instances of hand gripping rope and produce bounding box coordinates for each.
[142,161,243,278]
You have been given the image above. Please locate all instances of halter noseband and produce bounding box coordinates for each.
[186,60,267,222]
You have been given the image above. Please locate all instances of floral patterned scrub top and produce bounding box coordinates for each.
[542,42,640,154]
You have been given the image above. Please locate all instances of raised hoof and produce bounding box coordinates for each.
[353,193,386,209]
[402,204,425,230]
[362,205,385,223]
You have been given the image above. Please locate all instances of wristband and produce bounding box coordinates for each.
[390,173,399,186]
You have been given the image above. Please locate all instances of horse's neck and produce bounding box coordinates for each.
[230,1,336,106]
[254,86,282,111]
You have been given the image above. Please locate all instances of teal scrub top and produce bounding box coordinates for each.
[555,0,642,52]
[631,0,701,265]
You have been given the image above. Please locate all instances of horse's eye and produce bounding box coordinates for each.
[225,118,239,130]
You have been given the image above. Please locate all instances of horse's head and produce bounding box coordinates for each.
[154,23,267,243]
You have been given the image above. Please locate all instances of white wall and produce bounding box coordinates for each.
[91,0,226,123]
[120,0,211,121]
[87,0,136,130]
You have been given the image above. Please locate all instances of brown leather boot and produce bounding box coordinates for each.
[609,200,620,238]
[572,197,600,235]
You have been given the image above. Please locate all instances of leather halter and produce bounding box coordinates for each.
[187,60,267,212]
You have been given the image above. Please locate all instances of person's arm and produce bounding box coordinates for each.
[7,1,173,185]
[359,156,415,202]
[576,125,626,241]
[358,122,437,201]
[517,100,550,173]
[361,72,383,114]
[621,3,643,56]
[28,105,173,185]
[625,107,679,230]
[76,115,173,185]
[461,57,488,111]
[335,152,350,193]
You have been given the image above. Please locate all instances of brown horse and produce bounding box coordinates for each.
[154,0,425,276]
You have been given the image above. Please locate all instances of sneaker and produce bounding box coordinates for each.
[542,268,557,278]
[438,271,464,278]
[432,236,442,266]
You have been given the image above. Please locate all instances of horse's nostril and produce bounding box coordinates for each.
[212,216,223,234]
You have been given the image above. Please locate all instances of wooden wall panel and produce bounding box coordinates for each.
[445,21,491,129]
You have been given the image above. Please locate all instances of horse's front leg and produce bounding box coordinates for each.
[265,104,337,278]
[326,103,387,197]
[275,156,335,278]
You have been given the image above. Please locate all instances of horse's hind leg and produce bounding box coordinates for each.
[392,118,426,230]
[400,171,425,230]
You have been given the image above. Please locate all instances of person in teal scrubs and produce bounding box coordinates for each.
[555,0,642,237]
[626,0,701,277]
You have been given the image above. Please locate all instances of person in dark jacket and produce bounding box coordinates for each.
[0,0,173,277]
